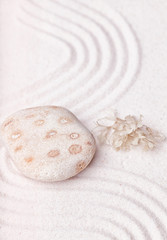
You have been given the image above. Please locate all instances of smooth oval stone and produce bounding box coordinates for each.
[0,106,96,181]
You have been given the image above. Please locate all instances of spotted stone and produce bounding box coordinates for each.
[47,150,60,157]
[76,161,86,173]
[69,144,82,154]
[70,133,80,139]
[0,106,96,181]
[45,130,57,138]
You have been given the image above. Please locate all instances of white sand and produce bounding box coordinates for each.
[0,0,167,239]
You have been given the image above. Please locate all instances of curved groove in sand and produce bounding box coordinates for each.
[50,0,127,107]
[25,0,105,100]
[63,0,141,118]
[0,153,167,239]
[0,0,141,124]
[0,217,119,240]
[21,4,91,94]
[0,12,77,106]
[18,0,117,110]
[0,202,149,240]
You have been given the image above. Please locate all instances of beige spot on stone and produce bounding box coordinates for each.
[48,150,60,158]
[70,133,80,139]
[59,117,72,124]
[15,145,23,152]
[4,119,14,128]
[11,131,22,140]
[25,114,35,119]
[69,144,82,154]
[76,161,86,173]
[34,119,44,126]
[25,157,33,163]
[87,141,92,146]
[46,130,57,138]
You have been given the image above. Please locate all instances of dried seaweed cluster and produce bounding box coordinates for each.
[95,111,165,151]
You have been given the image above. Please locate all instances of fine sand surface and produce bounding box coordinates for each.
[0,0,167,239]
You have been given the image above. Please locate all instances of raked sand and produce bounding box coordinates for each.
[0,0,167,239]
